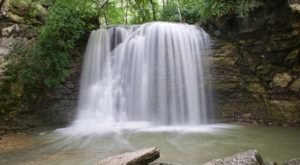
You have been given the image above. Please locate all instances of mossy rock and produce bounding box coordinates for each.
[272,72,292,88]
[208,56,238,66]
[289,79,300,92]
[10,0,31,16]
[39,0,54,7]
[214,82,242,91]
[9,0,48,24]
[284,49,299,67]
[246,82,265,93]
[7,12,25,23]
[268,100,300,123]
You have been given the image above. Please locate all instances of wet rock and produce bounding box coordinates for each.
[97,147,160,165]
[203,149,264,165]
[272,73,292,88]
[282,158,300,165]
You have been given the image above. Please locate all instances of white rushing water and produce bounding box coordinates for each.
[72,22,211,133]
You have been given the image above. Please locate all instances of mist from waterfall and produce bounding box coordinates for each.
[74,22,211,130]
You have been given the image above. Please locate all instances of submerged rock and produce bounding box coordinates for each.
[97,147,160,165]
[203,149,264,165]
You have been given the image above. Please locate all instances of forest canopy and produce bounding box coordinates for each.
[55,0,259,25]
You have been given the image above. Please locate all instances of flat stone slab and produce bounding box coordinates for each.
[97,147,160,165]
[203,149,264,165]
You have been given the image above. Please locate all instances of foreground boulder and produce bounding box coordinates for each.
[282,158,300,165]
[203,149,264,165]
[97,147,160,165]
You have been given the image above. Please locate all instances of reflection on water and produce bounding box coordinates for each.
[1,124,300,165]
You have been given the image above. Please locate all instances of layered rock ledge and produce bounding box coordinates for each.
[205,0,300,125]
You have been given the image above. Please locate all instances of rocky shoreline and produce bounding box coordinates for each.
[97,147,300,165]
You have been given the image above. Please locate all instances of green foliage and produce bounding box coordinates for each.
[129,0,159,24]
[199,0,257,19]
[160,2,179,22]
[180,0,202,23]
[36,0,85,87]
[160,0,259,23]
[0,0,103,115]
[98,1,125,25]
[160,0,201,23]
[4,0,110,90]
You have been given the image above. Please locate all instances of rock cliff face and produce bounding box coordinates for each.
[1,0,300,131]
[33,44,84,128]
[0,0,49,133]
[0,0,47,79]
[38,0,300,127]
[206,0,300,125]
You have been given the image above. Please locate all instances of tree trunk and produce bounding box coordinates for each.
[175,0,182,22]
[149,0,157,20]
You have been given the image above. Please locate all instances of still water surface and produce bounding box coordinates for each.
[1,124,300,165]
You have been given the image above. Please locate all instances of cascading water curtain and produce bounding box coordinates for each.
[76,22,211,125]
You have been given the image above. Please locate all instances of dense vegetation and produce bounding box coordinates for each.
[0,0,259,117]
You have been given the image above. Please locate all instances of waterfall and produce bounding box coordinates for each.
[75,22,211,126]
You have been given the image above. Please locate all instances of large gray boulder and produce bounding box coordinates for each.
[282,158,300,165]
[97,147,160,165]
[203,149,265,165]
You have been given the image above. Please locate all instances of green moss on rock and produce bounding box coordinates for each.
[246,83,265,93]
[268,100,300,123]
[8,0,48,24]
[289,79,300,92]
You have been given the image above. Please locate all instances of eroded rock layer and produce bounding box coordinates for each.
[206,0,300,125]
